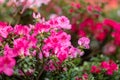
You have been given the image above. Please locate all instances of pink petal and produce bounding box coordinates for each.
[3,68,14,76]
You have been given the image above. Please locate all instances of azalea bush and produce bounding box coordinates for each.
[45,55,120,80]
[0,15,91,80]
[0,0,120,80]
[40,0,120,60]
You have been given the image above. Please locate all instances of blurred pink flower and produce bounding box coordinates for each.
[34,23,50,34]
[13,37,30,56]
[0,22,13,38]
[0,0,4,4]
[91,65,101,74]
[101,60,118,75]
[0,56,16,76]
[47,16,71,29]
[14,25,30,37]
[57,51,68,62]
[44,60,56,71]
[4,44,18,57]
[103,42,116,55]
[78,37,90,49]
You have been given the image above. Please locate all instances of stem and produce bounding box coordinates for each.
[36,44,45,80]
[36,67,44,80]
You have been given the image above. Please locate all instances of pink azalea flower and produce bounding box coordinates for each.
[4,44,18,57]
[101,60,118,75]
[57,51,68,62]
[95,32,106,42]
[0,22,13,38]
[69,47,78,58]
[78,30,86,37]
[34,23,50,34]
[14,25,30,37]
[91,65,101,74]
[47,16,71,29]
[0,56,16,76]
[28,35,37,48]
[78,37,90,49]
[13,37,30,56]
[57,16,71,29]
[58,31,71,47]
[103,18,118,28]
[101,61,110,69]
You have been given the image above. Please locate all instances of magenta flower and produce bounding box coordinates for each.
[103,18,117,28]
[28,35,37,48]
[57,51,68,62]
[57,16,71,29]
[34,23,50,34]
[91,65,101,74]
[101,60,118,75]
[78,37,90,49]
[0,56,16,76]
[14,25,30,37]
[0,22,13,38]
[4,44,18,57]
[13,37,30,56]
[47,16,71,29]
[78,30,86,37]
[101,61,110,70]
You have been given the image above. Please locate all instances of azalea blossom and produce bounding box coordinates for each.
[78,37,90,49]
[0,56,16,76]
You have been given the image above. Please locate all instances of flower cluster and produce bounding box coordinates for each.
[74,17,120,48]
[1,0,120,79]
[91,60,118,75]
[78,18,109,42]
[0,16,90,77]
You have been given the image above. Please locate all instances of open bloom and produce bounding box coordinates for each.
[34,23,50,34]
[14,25,30,37]
[13,37,30,56]
[0,56,16,76]
[78,37,90,49]
[0,22,13,38]
[4,44,18,57]
[57,51,68,62]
